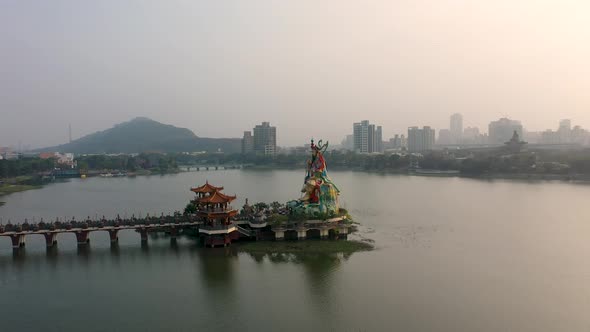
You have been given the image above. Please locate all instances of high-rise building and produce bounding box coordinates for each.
[558,119,572,144]
[408,126,435,152]
[353,121,368,153]
[572,125,589,145]
[340,135,354,151]
[437,129,452,145]
[463,127,480,140]
[252,122,277,155]
[368,124,376,153]
[375,126,383,153]
[488,118,523,145]
[540,130,560,144]
[462,127,486,145]
[450,113,463,143]
[241,131,254,154]
[389,134,408,149]
[559,119,572,131]
[353,120,383,153]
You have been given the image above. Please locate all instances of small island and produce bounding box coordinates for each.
[184,139,368,252]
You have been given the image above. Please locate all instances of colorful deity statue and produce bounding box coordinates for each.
[291,139,340,216]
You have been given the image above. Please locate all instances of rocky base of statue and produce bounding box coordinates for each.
[287,180,340,218]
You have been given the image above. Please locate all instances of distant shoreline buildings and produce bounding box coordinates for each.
[242,122,277,156]
[450,113,463,144]
[3,115,589,159]
[489,118,523,145]
[352,120,383,153]
[533,119,589,145]
[408,126,435,152]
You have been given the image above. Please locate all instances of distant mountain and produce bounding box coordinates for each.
[40,117,241,154]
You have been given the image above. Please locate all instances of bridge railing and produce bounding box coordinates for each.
[0,214,202,233]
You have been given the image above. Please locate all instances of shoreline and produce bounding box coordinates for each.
[0,184,43,197]
[0,184,44,207]
[247,165,590,183]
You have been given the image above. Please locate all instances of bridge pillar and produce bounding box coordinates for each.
[168,227,179,244]
[169,227,178,240]
[274,230,285,241]
[9,234,25,248]
[108,229,119,244]
[75,230,90,246]
[43,232,58,248]
[138,228,149,243]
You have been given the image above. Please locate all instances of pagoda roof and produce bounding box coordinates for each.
[191,181,224,194]
[197,191,237,204]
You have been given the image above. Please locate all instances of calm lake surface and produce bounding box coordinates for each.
[1,170,590,332]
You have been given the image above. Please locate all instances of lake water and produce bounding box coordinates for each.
[1,170,590,331]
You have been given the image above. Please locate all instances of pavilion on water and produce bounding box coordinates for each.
[190,181,239,247]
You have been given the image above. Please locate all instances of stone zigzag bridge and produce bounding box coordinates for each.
[0,215,351,250]
[0,216,202,249]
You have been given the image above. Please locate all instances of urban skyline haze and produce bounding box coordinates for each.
[1,0,589,148]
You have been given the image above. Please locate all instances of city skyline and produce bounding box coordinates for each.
[2,1,589,148]
[2,114,589,152]
[2,110,589,150]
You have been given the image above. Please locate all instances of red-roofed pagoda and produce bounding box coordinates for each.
[190,181,239,247]
[190,181,224,196]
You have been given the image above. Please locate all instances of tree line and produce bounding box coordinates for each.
[3,148,590,179]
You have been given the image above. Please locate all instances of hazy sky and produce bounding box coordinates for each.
[1,0,589,148]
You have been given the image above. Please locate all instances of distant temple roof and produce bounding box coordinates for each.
[197,191,237,204]
[190,181,224,194]
[505,130,527,146]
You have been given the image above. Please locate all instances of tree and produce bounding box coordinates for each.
[184,203,197,215]
[253,202,269,212]
[270,201,282,212]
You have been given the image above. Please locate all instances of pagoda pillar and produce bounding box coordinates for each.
[338,226,349,239]
[320,228,329,240]
[274,230,285,241]
[297,228,307,240]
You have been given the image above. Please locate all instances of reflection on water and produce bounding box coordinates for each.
[195,247,238,288]
[242,250,346,304]
[243,250,348,275]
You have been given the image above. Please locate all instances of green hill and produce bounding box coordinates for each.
[41,117,241,154]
